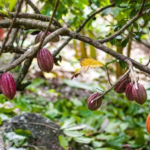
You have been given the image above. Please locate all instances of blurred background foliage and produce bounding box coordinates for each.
[0,0,150,149]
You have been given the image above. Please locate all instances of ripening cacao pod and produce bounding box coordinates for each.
[125,82,134,101]
[87,93,103,111]
[0,73,16,100]
[132,83,147,105]
[37,48,54,73]
[146,113,150,133]
[114,76,131,93]
[35,31,60,44]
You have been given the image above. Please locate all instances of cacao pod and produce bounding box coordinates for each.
[132,83,147,105]
[87,93,102,111]
[0,73,16,100]
[37,48,54,73]
[35,31,60,44]
[146,113,150,133]
[125,82,134,101]
[114,76,131,93]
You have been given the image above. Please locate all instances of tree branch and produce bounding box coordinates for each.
[0,18,58,31]
[25,0,40,14]
[0,12,62,27]
[68,31,150,74]
[16,0,60,88]
[91,68,130,103]
[0,28,68,73]
[0,0,23,55]
[1,45,26,54]
[6,28,19,46]
[37,0,59,52]
[138,0,146,15]
[98,9,150,43]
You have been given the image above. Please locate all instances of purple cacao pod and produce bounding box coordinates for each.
[87,93,102,111]
[37,48,54,73]
[114,76,131,93]
[35,31,60,44]
[125,82,134,101]
[132,83,147,105]
[0,73,16,100]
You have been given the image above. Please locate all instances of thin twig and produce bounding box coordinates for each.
[0,12,62,27]
[37,0,59,51]
[9,121,59,131]
[0,0,23,55]
[91,69,130,103]
[6,28,19,46]
[0,28,68,73]
[105,66,113,86]
[145,57,150,66]
[138,0,146,15]
[25,0,40,14]
[98,9,150,43]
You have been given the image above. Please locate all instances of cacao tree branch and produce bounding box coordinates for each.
[25,0,40,14]
[98,9,150,43]
[67,31,150,74]
[16,0,60,88]
[0,0,23,55]
[6,28,19,46]
[0,28,68,72]
[0,12,62,27]
[1,45,26,54]
[37,0,59,52]
[91,68,131,103]
[0,19,58,31]
[138,0,146,15]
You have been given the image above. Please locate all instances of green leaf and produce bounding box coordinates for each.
[119,61,127,69]
[107,133,127,149]
[105,59,117,66]
[64,130,84,137]
[74,136,92,144]
[61,118,75,130]
[114,0,123,6]
[121,38,129,47]
[59,135,68,150]
[9,0,17,11]
[14,129,31,137]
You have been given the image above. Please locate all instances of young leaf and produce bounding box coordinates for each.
[9,0,17,12]
[80,58,104,71]
[59,135,68,150]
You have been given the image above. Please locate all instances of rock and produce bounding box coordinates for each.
[2,113,93,150]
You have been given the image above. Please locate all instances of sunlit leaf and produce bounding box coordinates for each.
[9,0,17,11]
[59,135,68,150]
[74,136,92,143]
[64,130,84,137]
[80,58,104,71]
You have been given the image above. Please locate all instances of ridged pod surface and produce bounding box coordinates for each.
[0,73,16,100]
[132,83,147,105]
[125,82,134,101]
[146,113,150,133]
[35,31,60,44]
[114,76,131,93]
[37,48,54,73]
[87,93,102,111]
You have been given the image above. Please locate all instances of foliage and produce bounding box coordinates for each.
[0,79,150,149]
[0,0,150,149]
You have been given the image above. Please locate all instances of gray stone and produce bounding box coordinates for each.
[3,113,92,150]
